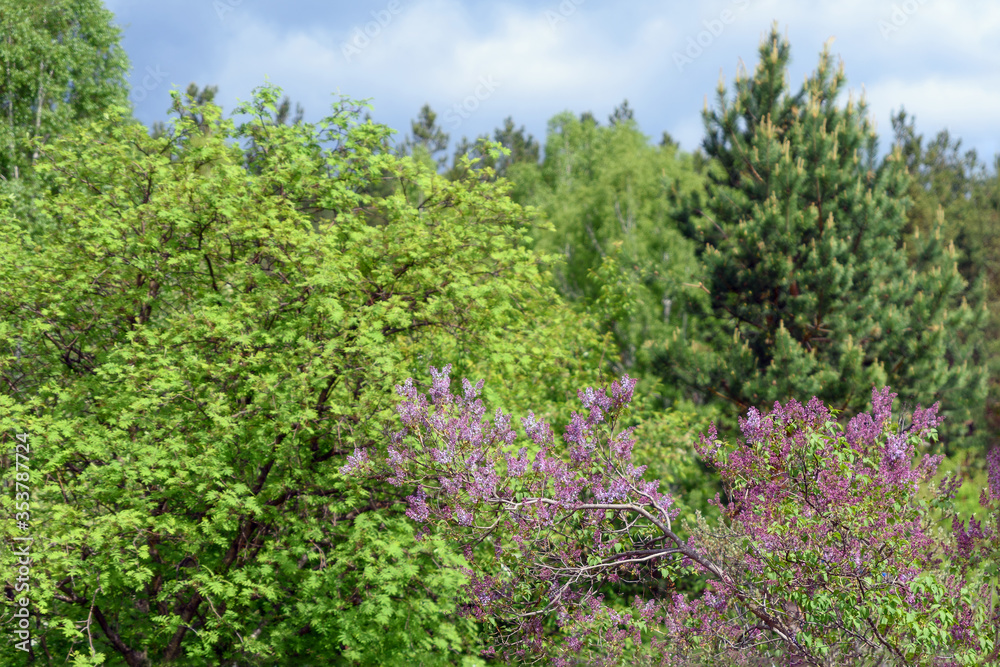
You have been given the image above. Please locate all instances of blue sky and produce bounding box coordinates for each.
[106,0,1000,164]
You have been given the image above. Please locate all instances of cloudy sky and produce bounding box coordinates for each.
[105,0,1000,164]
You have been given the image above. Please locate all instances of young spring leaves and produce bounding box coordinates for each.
[0,82,605,666]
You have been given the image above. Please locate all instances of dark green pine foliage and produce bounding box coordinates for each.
[492,116,541,173]
[446,116,540,184]
[663,27,985,447]
[401,103,450,171]
[607,98,634,125]
[891,110,999,447]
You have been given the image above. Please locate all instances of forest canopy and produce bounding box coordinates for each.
[1,8,998,667]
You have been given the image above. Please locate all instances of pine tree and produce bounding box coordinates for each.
[446,116,540,182]
[490,116,540,176]
[401,103,450,171]
[661,25,985,448]
[891,110,1000,449]
[608,98,634,126]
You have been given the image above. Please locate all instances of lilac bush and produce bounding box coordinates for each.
[344,366,1000,666]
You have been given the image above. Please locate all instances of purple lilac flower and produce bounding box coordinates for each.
[405,488,430,522]
[564,413,591,448]
[339,447,369,475]
[610,428,636,460]
[595,477,630,503]
[952,517,986,561]
[909,401,943,435]
[522,411,554,446]
[739,407,766,444]
[428,364,453,405]
[884,433,907,464]
[505,448,529,477]
[610,374,637,410]
[374,367,986,663]
[871,386,897,429]
[430,447,453,464]
[462,377,485,401]
[987,446,1000,503]
[455,506,474,526]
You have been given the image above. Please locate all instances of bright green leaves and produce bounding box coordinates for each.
[525,110,707,393]
[0,0,130,184]
[0,81,603,665]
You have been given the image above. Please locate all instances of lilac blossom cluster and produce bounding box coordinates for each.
[344,371,1000,666]
[690,388,1000,663]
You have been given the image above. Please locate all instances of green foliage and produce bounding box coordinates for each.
[446,117,540,184]
[891,110,1000,448]
[400,104,450,172]
[661,25,986,448]
[500,104,724,532]
[521,109,707,394]
[0,82,604,665]
[3,9,997,662]
[0,0,131,227]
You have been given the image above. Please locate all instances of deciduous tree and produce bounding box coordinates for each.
[0,0,131,231]
[0,83,604,666]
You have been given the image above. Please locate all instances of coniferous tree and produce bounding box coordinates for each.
[608,98,634,126]
[491,116,540,176]
[447,116,540,182]
[444,132,491,181]
[891,110,1000,449]
[401,103,449,171]
[659,130,678,150]
[660,26,986,448]
[274,94,305,127]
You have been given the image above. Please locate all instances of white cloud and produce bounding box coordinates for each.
[865,76,1000,134]
[207,0,682,135]
[343,0,662,103]
[107,0,1000,161]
